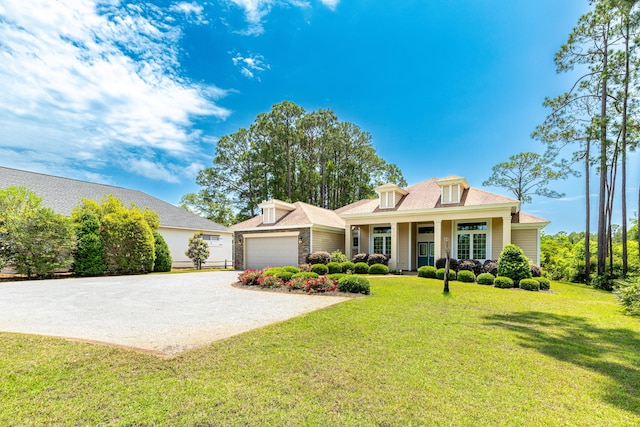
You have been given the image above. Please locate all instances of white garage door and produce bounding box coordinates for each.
[245,235,298,269]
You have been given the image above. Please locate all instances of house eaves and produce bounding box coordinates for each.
[338,202,520,220]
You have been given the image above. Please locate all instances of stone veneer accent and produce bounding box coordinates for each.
[233,228,311,270]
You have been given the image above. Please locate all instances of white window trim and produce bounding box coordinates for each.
[453,219,492,260]
[370,223,392,257]
[441,183,461,204]
[379,191,395,209]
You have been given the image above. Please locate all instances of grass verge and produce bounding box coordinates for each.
[1,277,639,425]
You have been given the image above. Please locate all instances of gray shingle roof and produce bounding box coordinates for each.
[0,166,228,232]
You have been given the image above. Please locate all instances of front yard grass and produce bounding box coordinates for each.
[1,277,639,425]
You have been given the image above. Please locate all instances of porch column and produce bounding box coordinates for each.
[434,219,442,261]
[502,215,512,253]
[344,223,352,259]
[390,221,398,270]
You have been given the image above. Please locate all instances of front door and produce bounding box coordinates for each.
[417,242,434,267]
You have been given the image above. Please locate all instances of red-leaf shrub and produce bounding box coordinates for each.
[238,269,263,286]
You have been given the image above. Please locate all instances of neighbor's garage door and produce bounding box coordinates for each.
[245,235,298,269]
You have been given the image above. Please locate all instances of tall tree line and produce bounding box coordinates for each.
[534,0,639,279]
[183,101,407,224]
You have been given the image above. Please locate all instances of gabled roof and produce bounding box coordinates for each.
[337,177,522,215]
[0,166,228,232]
[230,200,345,231]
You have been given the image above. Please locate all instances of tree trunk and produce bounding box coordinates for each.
[585,136,591,282]
[597,23,609,276]
[443,238,450,293]
[621,14,630,278]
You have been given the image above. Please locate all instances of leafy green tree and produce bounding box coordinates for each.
[483,152,571,203]
[73,213,105,276]
[180,191,236,227]
[73,195,158,275]
[0,186,76,278]
[185,232,210,270]
[153,231,172,272]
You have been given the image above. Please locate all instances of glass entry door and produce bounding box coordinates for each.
[417,242,434,267]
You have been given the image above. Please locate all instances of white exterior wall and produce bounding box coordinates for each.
[158,227,233,269]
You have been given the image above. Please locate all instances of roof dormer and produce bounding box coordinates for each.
[258,199,296,224]
[375,183,408,209]
[436,176,469,205]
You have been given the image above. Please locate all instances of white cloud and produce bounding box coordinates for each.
[0,0,230,183]
[170,2,207,24]
[319,0,339,11]
[125,158,181,183]
[232,52,270,80]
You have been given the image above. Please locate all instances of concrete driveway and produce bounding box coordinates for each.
[0,271,349,356]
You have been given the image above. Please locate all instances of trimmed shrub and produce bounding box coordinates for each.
[498,244,532,286]
[457,270,476,283]
[530,264,542,277]
[367,253,389,266]
[275,271,294,282]
[536,277,551,290]
[152,231,172,272]
[417,265,437,278]
[282,266,300,273]
[292,272,319,279]
[263,267,283,276]
[368,263,389,274]
[436,258,459,271]
[519,278,540,291]
[307,251,331,265]
[354,262,370,274]
[340,261,356,273]
[310,263,329,275]
[477,273,495,285]
[494,276,514,289]
[330,249,349,263]
[436,268,456,281]
[326,262,342,274]
[328,273,346,281]
[238,269,262,286]
[483,260,498,276]
[458,259,482,276]
[352,253,369,264]
[337,275,370,294]
[257,275,283,288]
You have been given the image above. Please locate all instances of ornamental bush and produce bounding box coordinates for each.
[536,277,551,290]
[73,213,105,276]
[152,232,172,272]
[436,268,456,281]
[258,275,283,288]
[458,259,483,276]
[354,262,370,274]
[310,263,329,275]
[352,253,369,264]
[417,265,437,278]
[304,276,337,293]
[326,262,342,274]
[238,269,262,286]
[494,276,514,289]
[292,272,319,279]
[483,260,498,276]
[368,263,389,274]
[287,276,308,290]
[337,275,370,294]
[497,244,532,286]
[185,232,210,271]
[436,257,459,271]
[282,265,300,273]
[263,267,283,276]
[457,269,476,283]
[477,273,495,285]
[367,253,389,266]
[275,270,294,282]
[614,279,640,315]
[519,278,540,291]
[307,251,331,265]
[330,249,349,263]
[328,273,346,281]
[340,261,356,273]
[530,264,542,278]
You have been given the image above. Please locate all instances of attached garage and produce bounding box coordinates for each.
[244,232,299,270]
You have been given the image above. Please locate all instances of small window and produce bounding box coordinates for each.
[202,234,220,241]
[373,226,391,234]
[418,227,434,234]
[353,236,359,247]
[457,222,487,231]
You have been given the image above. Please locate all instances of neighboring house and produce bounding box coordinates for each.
[230,200,345,270]
[0,166,232,269]
[336,176,549,270]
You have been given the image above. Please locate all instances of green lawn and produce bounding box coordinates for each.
[1,277,639,426]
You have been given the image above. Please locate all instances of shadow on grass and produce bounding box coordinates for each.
[484,311,640,415]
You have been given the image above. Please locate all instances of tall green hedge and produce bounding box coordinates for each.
[497,244,532,286]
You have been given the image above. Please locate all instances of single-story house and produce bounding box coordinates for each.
[0,166,233,269]
[230,199,345,270]
[337,176,549,270]
[231,176,549,271]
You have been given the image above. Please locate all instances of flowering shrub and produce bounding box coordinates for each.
[287,276,308,291]
[238,269,263,286]
[303,276,338,293]
[257,275,284,288]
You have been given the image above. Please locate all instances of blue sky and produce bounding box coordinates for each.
[0,0,637,234]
